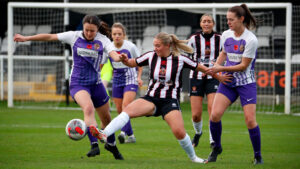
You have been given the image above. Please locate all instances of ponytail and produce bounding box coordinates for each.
[99,21,112,40]
[169,34,193,56]
[240,4,257,30]
[155,32,193,56]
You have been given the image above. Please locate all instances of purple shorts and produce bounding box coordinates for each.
[70,83,109,108]
[112,84,138,98]
[217,82,257,107]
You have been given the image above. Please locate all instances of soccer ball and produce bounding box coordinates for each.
[65,119,87,141]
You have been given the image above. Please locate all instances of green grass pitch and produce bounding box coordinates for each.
[0,102,300,169]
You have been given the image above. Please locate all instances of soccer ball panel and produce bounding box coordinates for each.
[65,119,87,141]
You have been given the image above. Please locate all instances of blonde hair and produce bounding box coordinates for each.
[112,22,128,39]
[155,32,193,56]
[200,13,215,25]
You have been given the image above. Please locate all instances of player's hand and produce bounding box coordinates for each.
[120,53,128,61]
[206,63,222,74]
[218,72,233,85]
[14,34,27,42]
[120,53,129,64]
[137,78,143,87]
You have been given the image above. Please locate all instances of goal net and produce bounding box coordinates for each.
[5,2,299,114]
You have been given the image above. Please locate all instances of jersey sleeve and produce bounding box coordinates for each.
[57,31,76,44]
[101,51,109,64]
[136,52,151,67]
[243,37,258,59]
[220,33,226,52]
[102,36,114,54]
[182,55,198,70]
[187,35,197,61]
[130,44,141,59]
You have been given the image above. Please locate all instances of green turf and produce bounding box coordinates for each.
[0,102,300,169]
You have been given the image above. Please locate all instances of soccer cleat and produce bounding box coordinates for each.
[125,135,136,143]
[118,133,126,144]
[253,156,264,165]
[207,146,222,162]
[192,132,202,147]
[191,156,208,164]
[89,125,107,143]
[104,143,124,160]
[86,146,100,157]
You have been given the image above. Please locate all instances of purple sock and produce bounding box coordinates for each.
[87,126,98,145]
[107,134,116,145]
[248,125,261,158]
[210,120,222,148]
[121,120,133,136]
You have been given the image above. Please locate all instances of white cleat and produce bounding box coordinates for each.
[125,135,136,143]
[191,156,208,164]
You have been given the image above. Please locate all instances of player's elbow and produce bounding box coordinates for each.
[239,64,248,71]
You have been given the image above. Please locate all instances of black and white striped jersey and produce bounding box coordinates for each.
[188,31,221,79]
[136,51,198,99]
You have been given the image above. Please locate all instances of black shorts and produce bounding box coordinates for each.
[141,95,181,119]
[189,78,219,97]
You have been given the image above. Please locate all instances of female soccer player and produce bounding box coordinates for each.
[90,32,231,163]
[110,23,143,144]
[188,14,221,148]
[205,4,263,165]
[14,15,124,160]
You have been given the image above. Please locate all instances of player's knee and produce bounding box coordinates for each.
[245,117,257,128]
[192,114,201,122]
[173,128,186,140]
[210,112,220,122]
[83,105,94,116]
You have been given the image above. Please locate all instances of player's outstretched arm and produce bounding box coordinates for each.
[122,58,137,68]
[14,33,58,42]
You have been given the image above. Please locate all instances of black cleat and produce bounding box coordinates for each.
[207,146,222,162]
[192,133,202,147]
[86,146,100,157]
[104,143,124,160]
[118,133,125,144]
[253,156,264,165]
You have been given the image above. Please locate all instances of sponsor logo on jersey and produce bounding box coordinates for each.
[192,86,197,91]
[227,53,242,62]
[172,103,177,107]
[77,48,98,58]
[111,61,128,69]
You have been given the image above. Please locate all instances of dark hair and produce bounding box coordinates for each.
[82,15,111,39]
[228,4,257,30]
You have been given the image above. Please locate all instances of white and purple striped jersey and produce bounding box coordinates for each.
[57,31,114,86]
[109,40,140,87]
[188,31,221,79]
[136,51,198,99]
[221,28,258,86]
